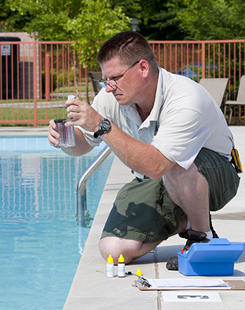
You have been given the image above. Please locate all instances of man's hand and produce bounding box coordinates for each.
[65,97,103,132]
[48,119,61,148]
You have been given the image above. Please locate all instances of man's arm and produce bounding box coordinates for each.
[64,98,175,177]
[102,123,175,180]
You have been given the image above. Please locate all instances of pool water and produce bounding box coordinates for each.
[0,151,113,310]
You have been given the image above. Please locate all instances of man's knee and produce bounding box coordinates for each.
[99,237,119,262]
[99,236,143,264]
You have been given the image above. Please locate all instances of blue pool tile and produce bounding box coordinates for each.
[0,137,60,152]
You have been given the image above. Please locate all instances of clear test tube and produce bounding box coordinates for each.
[54,119,66,146]
[65,95,76,147]
[54,119,76,147]
[67,95,76,100]
[63,120,76,147]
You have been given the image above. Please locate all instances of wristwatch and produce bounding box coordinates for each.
[94,119,111,138]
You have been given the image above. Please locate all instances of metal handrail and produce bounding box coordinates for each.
[76,145,112,226]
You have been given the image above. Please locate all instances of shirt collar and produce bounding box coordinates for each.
[121,68,164,127]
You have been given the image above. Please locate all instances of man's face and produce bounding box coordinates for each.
[100,57,142,105]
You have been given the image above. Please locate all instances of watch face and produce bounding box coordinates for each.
[94,119,111,138]
[101,119,111,131]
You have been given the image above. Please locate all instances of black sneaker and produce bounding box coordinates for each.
[179,213,219,240]
[166,215,219,271]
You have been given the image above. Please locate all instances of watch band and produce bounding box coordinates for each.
[94,119,111,138]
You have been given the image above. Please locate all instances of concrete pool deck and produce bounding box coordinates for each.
[62,126,245,310]
[0,126,48,136]
[2,125,245,309]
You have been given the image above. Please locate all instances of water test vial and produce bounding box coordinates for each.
[107,255,114,278]
[118,254,125,278]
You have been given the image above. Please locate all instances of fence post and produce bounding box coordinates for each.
[202,42,206,78]
[45,54,50,100]
[33,42,38,127]
[164,44,168,70]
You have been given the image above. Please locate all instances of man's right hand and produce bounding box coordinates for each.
[48,119,94,156]
[48,119,61,148]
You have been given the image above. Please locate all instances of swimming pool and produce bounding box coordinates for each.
[0,139,113,310]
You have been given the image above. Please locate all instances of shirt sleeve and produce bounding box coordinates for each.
[152,108,212,169]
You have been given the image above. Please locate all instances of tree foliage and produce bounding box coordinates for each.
[6,0,130,67]
[169,0,245,40]
[2,0,245,50]
[0,0,31,31]
[109,0,185,40]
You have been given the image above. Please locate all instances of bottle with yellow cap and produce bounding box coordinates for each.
[107,254,114,278]
[118,254,125,278]
[136,268,142,277]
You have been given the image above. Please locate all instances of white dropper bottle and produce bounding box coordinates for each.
[118,254,125,278]
[107,254,114,278]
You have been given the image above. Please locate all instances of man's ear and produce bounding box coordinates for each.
[139,59,150,78]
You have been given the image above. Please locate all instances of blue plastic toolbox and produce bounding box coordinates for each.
[178,238,245,276]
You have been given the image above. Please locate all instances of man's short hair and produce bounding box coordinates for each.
[97,31,158,73]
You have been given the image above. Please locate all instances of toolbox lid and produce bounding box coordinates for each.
[179,238,245,263]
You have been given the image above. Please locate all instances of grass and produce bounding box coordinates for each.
[0,81,96,126]
[0,80,94,127]
[0,81,92,105]
[0,106,70,127]
[0,103,244,127]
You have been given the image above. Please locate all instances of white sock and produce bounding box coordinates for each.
[205,230,213,240]
[185,217,191,231]
[185,218,212,239]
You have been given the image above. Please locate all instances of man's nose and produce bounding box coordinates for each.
[105,83,115,93]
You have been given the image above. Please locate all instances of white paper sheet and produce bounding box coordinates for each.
[147,278,231,290]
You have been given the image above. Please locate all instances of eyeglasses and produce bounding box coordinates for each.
[98,61,140,89]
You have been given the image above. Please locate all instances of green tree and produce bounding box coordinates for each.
[7,0,130,67]
[109,0,185,40]
[168,0,245,97]
[0,0,31,31]
[169,0,245,40]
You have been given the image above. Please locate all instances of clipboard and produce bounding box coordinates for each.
[135,280,245,291]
